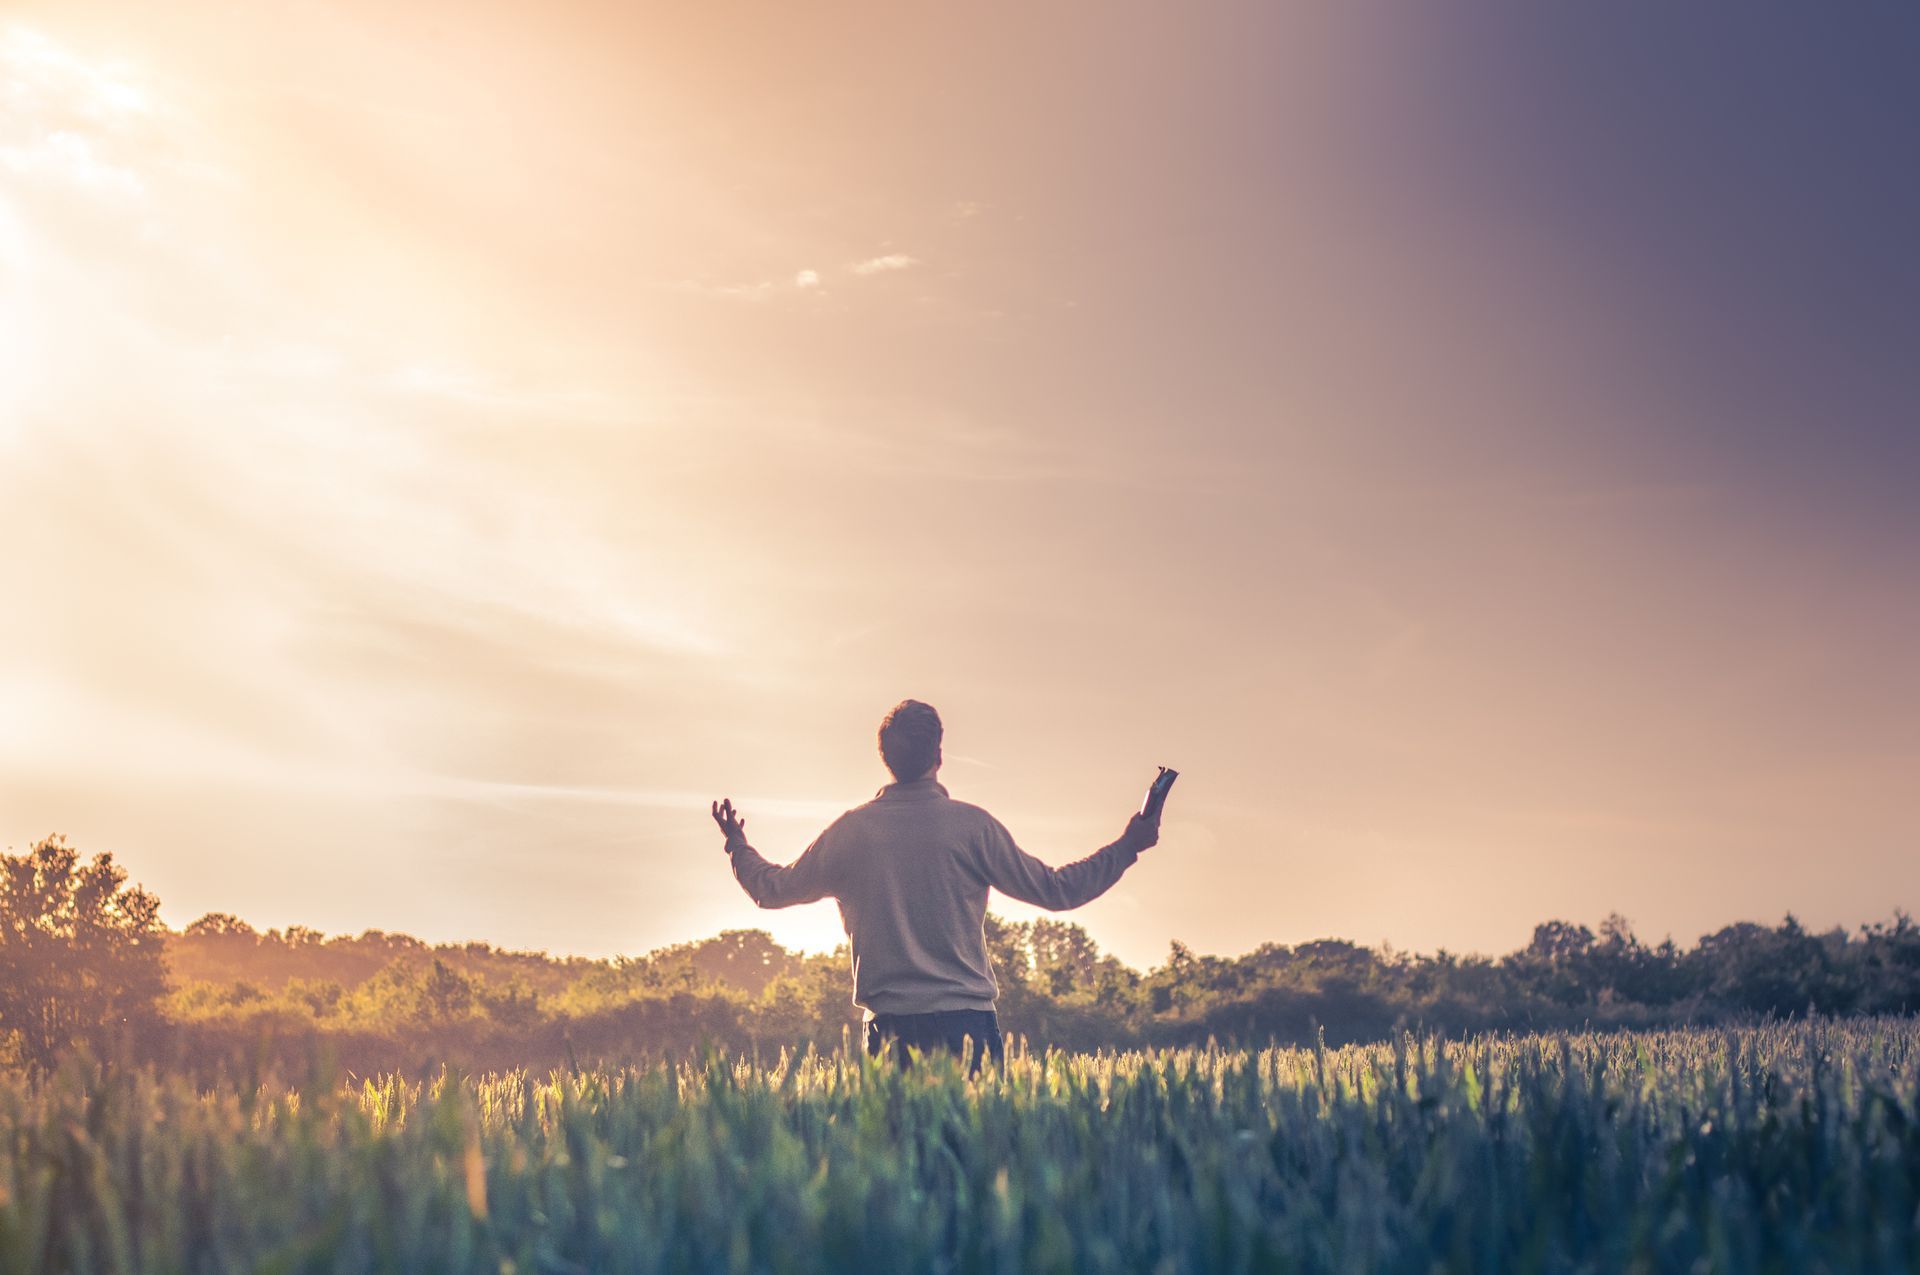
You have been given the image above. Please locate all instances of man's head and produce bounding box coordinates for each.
[878,699,943,781]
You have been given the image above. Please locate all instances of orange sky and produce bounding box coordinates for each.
[4,3,1915,969]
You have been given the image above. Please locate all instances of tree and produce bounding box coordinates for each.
[1030,919,1102,999]
[184,912,257,940]
[1513,920,1599,1006]
[1293,940,1380,981]
[0,835,167,1070]
[349,957,479,1025]
[420,958,475,1023]
[1527,920,1596,965]
[1147,941,1199,1015]
[982,915,1033,990]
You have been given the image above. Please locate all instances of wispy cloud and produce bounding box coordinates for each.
[0,666,843,822]
[3,25,152,123]
[385,361,626,423]
[660,232,927,305]
[851,252,917,275]
[671,268,826,302]
[1,26,156,202]
[1,25,732,830]
[1,129,146,198]
[674,254,914,300]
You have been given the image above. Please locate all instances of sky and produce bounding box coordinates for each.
[2,2,1916,971]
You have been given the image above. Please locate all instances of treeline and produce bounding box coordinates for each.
[6,834,1920,1075]
[160,921,859,1074]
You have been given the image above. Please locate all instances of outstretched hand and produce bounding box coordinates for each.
[711,798,747,849]
[1121,811,1160,853]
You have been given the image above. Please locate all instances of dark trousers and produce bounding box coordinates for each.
[864,1008,1005,1075]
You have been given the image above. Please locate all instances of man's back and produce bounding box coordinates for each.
[725,776,1147,1016]
[822,779,1004,1014]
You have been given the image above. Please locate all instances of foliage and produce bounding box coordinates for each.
[15,834,1920,1074]
[154,897,1920,1074]
[3,1022,1918,1272]
[0,836,166,1071]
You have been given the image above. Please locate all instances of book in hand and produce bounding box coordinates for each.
[1140,766,1179,819]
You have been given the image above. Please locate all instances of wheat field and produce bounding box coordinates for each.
[4,1021,1918,1273]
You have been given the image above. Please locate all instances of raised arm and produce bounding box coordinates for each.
[712,798,839,909]
[973,811,1157,911]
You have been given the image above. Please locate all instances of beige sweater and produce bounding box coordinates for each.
[727,777,1142,1016]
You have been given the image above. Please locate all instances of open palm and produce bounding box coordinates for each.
[710,797,747,846]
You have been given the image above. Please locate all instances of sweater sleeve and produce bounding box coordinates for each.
[972,815,1140,912]
[729,827,840,909]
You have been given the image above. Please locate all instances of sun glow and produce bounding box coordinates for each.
[0,4,1913,966]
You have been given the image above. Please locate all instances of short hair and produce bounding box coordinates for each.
[878,700,943,781]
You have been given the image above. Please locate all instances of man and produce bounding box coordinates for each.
[710,699,1160,1072]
